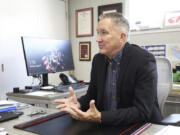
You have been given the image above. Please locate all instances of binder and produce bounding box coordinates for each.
[0,106,17,113]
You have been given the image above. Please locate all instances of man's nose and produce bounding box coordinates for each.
[96,35,102,42]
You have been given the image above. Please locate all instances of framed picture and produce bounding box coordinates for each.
[164,11,180,27]
[76,8,93,37]
[79,42,91,61]
[98,3,122,20]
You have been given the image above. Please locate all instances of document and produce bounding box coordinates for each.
[0,100,17,106]
[25,91,56,96]
[155,125,180,135]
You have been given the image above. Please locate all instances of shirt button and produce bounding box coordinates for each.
[112,96,116,99]
[112,82,116,86]
[112,70,116,72]
[117,62,120,65]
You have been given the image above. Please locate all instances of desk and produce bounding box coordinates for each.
[0,106,168,135]
[6,86,88,108]
[0,106,59,135]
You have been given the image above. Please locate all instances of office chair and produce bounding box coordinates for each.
[156,58,180,126]
[156,58,173,116]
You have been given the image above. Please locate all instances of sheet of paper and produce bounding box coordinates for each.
[155,125,180,135]
[25,91,56,96]
[0,100,18,106]
[41,86,54,90]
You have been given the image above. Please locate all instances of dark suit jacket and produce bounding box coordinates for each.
[78,42,163,126]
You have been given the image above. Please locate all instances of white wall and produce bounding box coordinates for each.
[0,0,67,99]
[68,0,180,81]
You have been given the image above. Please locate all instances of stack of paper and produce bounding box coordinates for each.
[0,100,17,112]
[155,125,180,135]
[25,91,56,96]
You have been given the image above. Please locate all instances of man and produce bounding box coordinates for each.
[54,12,162,126]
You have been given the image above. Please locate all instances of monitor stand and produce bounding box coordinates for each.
[40,74,55,90]
[42,74,48,86]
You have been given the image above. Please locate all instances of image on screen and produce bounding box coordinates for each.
[21,37,74,76]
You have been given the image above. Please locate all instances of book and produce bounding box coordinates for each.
[131,123,152,135]
[0,100,17,113]
[0,105,17,113]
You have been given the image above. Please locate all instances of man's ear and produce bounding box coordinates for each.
[120,32,127,42]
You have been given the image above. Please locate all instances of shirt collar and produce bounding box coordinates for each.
[112,47,124,63]
[105,46,124,64]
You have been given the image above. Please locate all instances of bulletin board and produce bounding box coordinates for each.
[140,45,166,58]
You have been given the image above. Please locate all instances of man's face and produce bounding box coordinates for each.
[96,18,123,58]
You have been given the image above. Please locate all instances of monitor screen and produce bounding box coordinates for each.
[21,37,74,77]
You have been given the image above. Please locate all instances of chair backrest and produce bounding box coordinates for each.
[156,58,173,116]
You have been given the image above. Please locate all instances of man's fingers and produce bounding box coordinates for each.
[89,100,95,110]
[54,99,66,103]
[69,87,75,97]
[62,107,79,118]
[56,104,66,109]
[61,107,72,114]
[71,106,85,117]
[69,87,77,103]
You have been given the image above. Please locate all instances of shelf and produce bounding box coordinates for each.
[130,27,180,35]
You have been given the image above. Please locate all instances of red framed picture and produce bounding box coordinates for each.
[76,8,93,37]
[79,42,91,61]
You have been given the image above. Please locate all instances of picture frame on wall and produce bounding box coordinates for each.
[79,42,91,61]
[98,3,122,21]
[76,8,93,37]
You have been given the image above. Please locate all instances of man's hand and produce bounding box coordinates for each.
[69,100,101,123]
[54,87,80,114]
[54,87,101,123]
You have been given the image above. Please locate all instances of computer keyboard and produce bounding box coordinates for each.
[54,83,87,92]
[0,111,23,122]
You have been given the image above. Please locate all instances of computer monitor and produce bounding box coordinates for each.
[21,36,74,86]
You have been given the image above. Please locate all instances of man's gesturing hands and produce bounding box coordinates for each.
[54,87,81,113]
[54,87,101,123]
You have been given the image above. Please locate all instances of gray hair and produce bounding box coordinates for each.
[99,12,129,37]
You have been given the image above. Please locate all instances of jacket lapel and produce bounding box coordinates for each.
[98,55,108,110]
[117,43,132,91]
